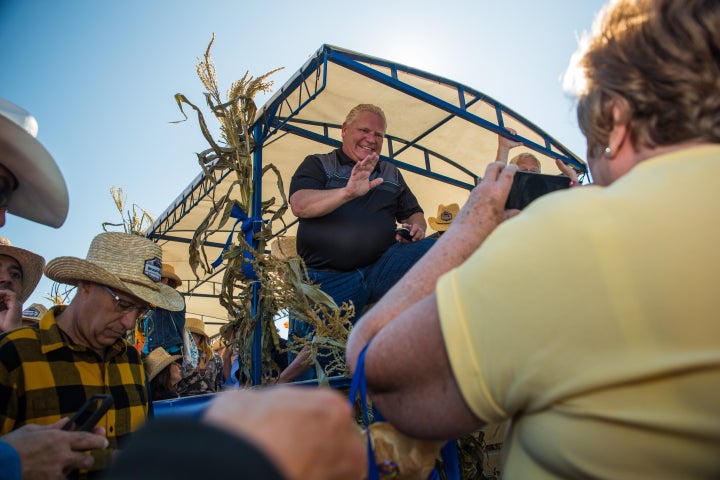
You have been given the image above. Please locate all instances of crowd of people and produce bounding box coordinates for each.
[0,0,718,478]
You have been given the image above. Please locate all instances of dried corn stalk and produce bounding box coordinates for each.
[174,35,353,385]
[101,186,155,235]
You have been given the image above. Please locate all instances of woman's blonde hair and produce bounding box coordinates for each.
[566,0,720,158]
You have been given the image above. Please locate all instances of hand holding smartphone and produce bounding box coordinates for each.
[395,227,413,241]
[62,394,114,432]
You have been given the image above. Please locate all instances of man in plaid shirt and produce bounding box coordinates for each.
[0,232,183,478]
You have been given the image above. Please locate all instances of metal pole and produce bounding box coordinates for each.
[250,123,264,386]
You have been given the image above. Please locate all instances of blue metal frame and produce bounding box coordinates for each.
[251,123,264,385]
[254,48,329,144]
[255,45,586,172]
[328,46,584,169]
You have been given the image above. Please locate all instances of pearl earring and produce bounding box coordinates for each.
[604,146,612,156]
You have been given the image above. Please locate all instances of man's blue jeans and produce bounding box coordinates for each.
[288,238,436,380]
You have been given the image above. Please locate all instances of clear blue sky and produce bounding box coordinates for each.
[1,0,606,308]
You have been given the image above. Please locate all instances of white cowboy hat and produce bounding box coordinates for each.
[0,237,45,304]
[0,98,69,228]
[45,232,184,311]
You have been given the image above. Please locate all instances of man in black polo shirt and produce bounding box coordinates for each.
[287,103,435,380]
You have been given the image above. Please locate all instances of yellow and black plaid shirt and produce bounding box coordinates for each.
[0,305,149,472]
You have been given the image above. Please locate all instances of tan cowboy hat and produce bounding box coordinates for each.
[0,237,45,304]
[144,347,182,381]
[161,263,181,289]
[0,98,69,228]
[44,232,184,311]
[185,317,207,337]
[428,203,460,232]
[21,302,48,324]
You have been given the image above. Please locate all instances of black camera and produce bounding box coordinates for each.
[505,171,571,210]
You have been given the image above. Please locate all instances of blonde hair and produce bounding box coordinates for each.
[344,104,387,132]
[567,0,720,158]
[186,317,214,360]
[509,153,541,171]
[193,333,214,361]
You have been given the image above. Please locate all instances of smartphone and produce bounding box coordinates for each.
[505,171,571,210]
[62,394,114,432]
[395,227,413,241]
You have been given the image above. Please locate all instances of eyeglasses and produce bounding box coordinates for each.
[100,285,152,318]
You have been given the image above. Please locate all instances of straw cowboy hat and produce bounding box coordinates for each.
[0,237,45,304]
[428,203,460,232]
[21,303,48,324]
[44,232,184,311]
[0,98,69,228]
[144,347,182,381]
[161,263,182,289]
[185,317,207,338]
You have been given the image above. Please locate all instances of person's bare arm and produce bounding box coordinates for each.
[290,152,383,218]
[555,159,581,184]
[221,346,233,383]
[276,346,311,384]
[347,162,517,437]
[495,128,523,163]
[289,188,355,218]
[362,293,483,438]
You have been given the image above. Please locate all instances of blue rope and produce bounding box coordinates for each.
[348,342,380,480]
[437,440,461,480]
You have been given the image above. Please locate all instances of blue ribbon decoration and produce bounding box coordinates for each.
[211,204,264,279]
